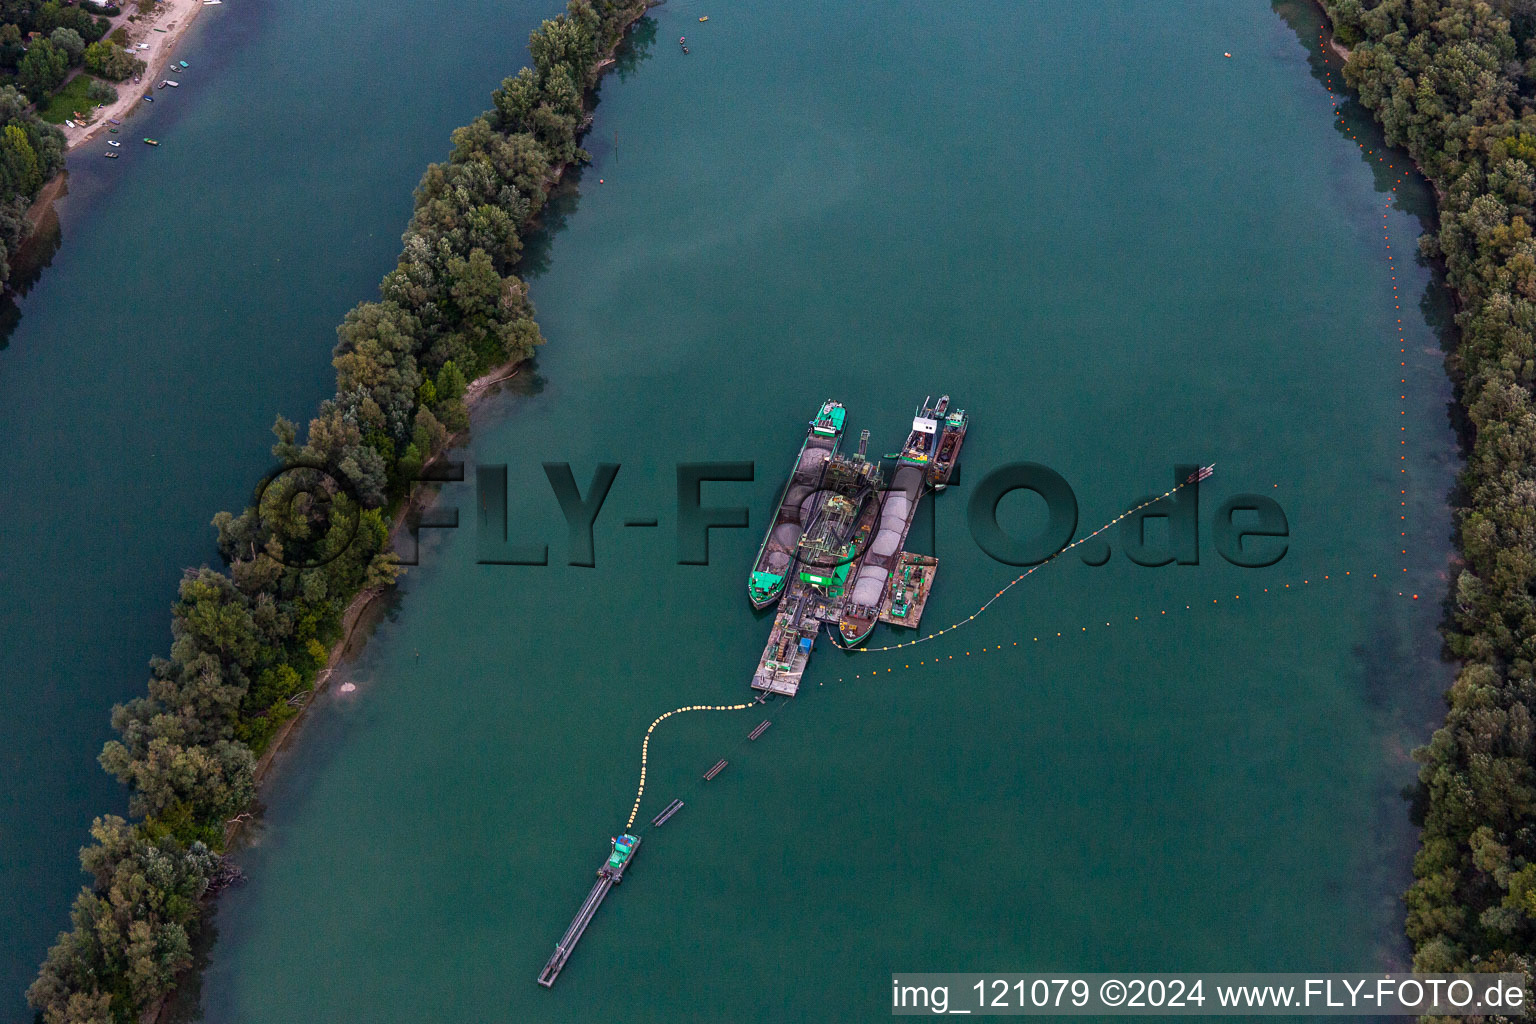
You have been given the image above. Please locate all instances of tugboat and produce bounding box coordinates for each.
[897,396,941,466]
[747,400,845,609]
[930,400,967,489]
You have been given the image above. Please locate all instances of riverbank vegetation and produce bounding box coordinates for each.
[37,73,115,125]
[0,84,62,282]
[0,2,143,138]
[1319,0,1536,981]
[26,2,651,1021]
[0,3,117,98]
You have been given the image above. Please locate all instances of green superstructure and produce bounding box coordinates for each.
[747,400,846,608]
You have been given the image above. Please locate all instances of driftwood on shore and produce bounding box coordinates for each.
[205,860,246,894]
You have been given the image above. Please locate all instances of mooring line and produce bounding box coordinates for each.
[833,468,1212,653]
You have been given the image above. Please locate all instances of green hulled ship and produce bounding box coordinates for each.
[747,400,845,608]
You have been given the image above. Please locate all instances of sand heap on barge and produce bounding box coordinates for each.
[748,395,969,696]
[747,400,845,608]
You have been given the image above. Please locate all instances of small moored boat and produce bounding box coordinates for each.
[178,60,188,68]
[142,94,152,102]
[107,140,120,147]
[107,117,121,125]
[142,138,159,146]
[103,152,118,158]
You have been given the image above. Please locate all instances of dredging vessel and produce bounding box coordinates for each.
[839,396,966,645]
[536,395,970,988]
[537,834,640,987]
[750,394,971,690]
[747,399,846,609]
[750,438,884,694]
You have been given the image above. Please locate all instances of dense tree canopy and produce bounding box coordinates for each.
[82,39,142,82]
[47,26,83,62]
[27,2,651,1021]
[1322,0,1536,987]
[0,83,62,282]
[18,39,66,100]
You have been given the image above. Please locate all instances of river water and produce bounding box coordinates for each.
[3,0,1461,1020]
[0,0,565,1018]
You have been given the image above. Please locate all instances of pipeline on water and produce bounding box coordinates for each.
[621,471,1213,835]
[625,702,754,830]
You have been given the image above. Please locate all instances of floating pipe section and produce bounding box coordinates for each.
[650,799,684,827]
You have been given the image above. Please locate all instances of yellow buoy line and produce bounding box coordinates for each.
[837,470,1211,654]
[625,702,755,829]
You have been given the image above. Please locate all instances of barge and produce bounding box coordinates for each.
[747,399,845,609]
[752,435,884,695]
[877,552,938,629]
[752,393,969,680]
[931,401,967,488]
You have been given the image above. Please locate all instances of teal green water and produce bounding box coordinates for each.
[195,1,1462,1019]
[17,0,1463,1019]
[0,1,563,1019]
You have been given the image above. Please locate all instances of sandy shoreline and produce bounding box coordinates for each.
[230,359,527,818]
[59,0,209,151]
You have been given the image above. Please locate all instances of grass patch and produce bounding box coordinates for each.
[38,74,108,124]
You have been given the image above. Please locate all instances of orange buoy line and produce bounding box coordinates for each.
[1317,23,1417,594]
[625,702,753,829]
[833,468,1213,653]
[833,570,1363,684]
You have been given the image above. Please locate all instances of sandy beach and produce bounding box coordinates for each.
[58,0,210,150]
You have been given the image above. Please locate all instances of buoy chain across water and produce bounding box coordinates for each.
[846,471,1210,653]
[625,702,753,829]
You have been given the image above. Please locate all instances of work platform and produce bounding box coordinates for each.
[878,553,937,629]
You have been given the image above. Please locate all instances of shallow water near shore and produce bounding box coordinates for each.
[188,0,1461,1020]
[0,0,566,1018]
